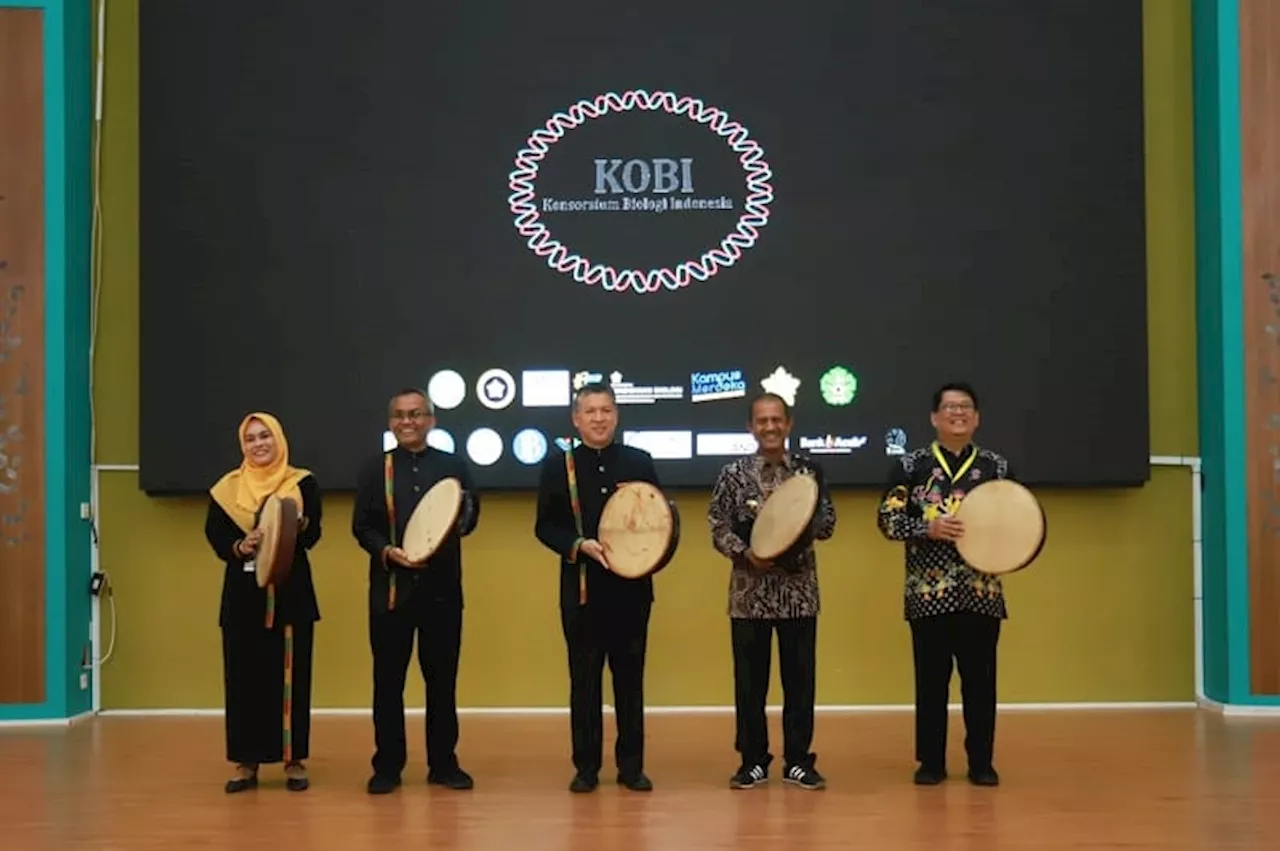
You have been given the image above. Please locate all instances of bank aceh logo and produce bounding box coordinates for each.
[507,89,775,294]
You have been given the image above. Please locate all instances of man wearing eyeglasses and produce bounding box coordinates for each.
[875,382,1013,788]
[352,387,481,795]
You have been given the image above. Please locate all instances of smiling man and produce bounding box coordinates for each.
[707,391,837,791]
[876,381,1013,788]
[351,387,481,795]
[534,381,663,794]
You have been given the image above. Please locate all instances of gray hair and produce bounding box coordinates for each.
[387,387,433,416]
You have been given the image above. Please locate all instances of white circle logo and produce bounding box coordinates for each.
[427,370,466,410]
[507,89,774,294]
[512,428,548,465]
[476,368,516,410]
[466,428,503,466]
[427,428,455,454]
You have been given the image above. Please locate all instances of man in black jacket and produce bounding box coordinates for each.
[352,387,480,795]
[534,382,662,794]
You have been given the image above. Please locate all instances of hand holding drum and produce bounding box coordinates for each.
[236,528,264,556]
[385,547,417,568]
[579,538,612,570]
[928,515,965,542]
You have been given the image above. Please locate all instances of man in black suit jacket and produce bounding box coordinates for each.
[535,382,662,794]
[352,387,480,795]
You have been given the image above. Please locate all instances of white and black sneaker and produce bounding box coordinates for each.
[783,762,826,790]
[730,761,770,789]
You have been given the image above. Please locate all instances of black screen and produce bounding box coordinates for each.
[139,0,1149,492]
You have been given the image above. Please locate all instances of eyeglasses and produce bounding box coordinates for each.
[390,410,429,421]
[939,403,974,413]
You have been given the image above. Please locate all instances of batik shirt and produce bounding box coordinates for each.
[876,443,1012,622]
[708,452,837,619]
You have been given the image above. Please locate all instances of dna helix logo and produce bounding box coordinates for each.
[506,89,775,295]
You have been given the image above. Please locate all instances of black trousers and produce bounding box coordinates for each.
[560,600,651,777]
[730,616,817,767]
[222,621,315,765]
[368,592,463,779]
[909,611,1001,771]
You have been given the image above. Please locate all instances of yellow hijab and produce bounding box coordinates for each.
[209,412,311,533]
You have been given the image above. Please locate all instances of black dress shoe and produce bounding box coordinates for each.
[616,772,653,792]
[428,768,474,790]
[913,765,947,785]
[285,762,309,792]
[224,765,258,794]
[224,775,258,794]
[968,766,1000,786]
[366,774,402,795]
[569,771,599,793]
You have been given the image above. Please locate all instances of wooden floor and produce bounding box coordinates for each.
[2,708,1280,849]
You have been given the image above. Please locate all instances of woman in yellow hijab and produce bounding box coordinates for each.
[204,412,323,794]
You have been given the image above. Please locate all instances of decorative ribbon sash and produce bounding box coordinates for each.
[564,449,587,604]
[383,452,399,611]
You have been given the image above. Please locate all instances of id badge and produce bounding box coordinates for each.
[243,559,256,574]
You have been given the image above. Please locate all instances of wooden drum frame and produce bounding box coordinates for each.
[255,494,299,588]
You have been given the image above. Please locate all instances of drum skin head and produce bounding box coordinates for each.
[598,482,679,579]
[750,474,819,561]
[955,479,1046,576]
[256,495,299,588]
[402,477,463,565]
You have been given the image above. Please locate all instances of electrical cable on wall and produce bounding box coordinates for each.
[96,572,118,667]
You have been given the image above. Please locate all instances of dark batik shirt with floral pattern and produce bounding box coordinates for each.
[876,442,1013,622]
[708,452,837,619]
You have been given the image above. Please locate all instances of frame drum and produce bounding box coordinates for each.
[750,473,820,562]
[255,494,299,589]
[597,481,680,580]
[954,479,1047,576]
[402,476,464,565]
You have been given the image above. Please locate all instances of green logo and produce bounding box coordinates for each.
[819,366,857,406]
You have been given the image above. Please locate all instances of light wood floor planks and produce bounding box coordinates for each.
[2,709,1279,849]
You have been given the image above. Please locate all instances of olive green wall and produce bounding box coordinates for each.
[94,0,1198,709]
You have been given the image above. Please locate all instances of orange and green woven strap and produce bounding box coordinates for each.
[383,453,398,611]
[264,586,276,629]
[564,449,586,604]
[282,624,294,763]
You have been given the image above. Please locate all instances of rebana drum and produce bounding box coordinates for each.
[597,481,680,579]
